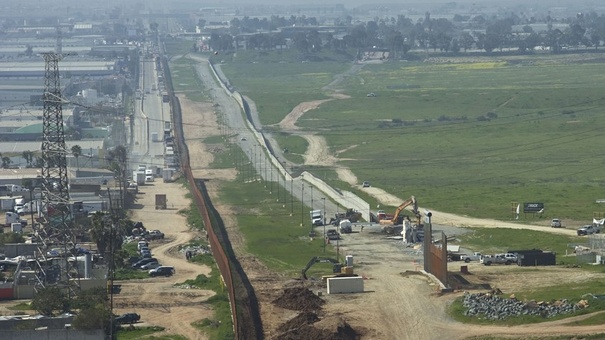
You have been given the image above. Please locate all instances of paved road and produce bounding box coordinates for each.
[130,56,169,174]
[189,55,345,233]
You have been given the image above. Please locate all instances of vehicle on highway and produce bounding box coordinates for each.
[551,219,562,228]
[577,224,600,236]
[149,266,175,277]
[115,313,140,325]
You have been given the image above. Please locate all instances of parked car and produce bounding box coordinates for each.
[137,241,148,250]
[149,266,175,277]
[551,219,562,228]
[480,253,518,266]
[132,258,157,269]
[148,230,165,240]
[140,262,161,270]
[115,313,140,325]
[577,224,600,236]
[460,252,482,263]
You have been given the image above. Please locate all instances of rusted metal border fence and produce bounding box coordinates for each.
[162,56,263,339]
[423,223,449,287]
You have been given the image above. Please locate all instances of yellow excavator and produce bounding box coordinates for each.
[301,256,355,280]
[379,196,422,234]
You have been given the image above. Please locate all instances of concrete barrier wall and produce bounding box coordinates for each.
[299,172,370,221]
[327,276,364,294]
[207,61,371,221]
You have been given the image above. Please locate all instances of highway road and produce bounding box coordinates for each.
[130,52,171,175]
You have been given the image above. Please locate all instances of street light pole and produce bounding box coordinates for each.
[282,161,287,208]
[276,158,280,202]
[321,197,326,253]
[310,185,314,211]
[300,182,305,227]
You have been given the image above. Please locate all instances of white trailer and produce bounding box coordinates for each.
[0,197,15,211]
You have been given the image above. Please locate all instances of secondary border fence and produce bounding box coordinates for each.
[162,56,263,339]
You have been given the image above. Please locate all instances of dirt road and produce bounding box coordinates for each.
[112,172,214,339]
[175,56,605,339]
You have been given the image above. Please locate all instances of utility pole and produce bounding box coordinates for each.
[310,185,314,211]
[276,158,280,202]
[36,52,80,298]
[321,197,326,253]
[290,177,293,216]
[300,182,304,227]
[282,161,287,208]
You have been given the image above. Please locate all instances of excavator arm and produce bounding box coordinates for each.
[301,256,341,280]
[391,196,418,224]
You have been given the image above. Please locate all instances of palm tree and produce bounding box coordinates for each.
[22,150,34,168]
[71,145,82,170]
[1,156,11,169]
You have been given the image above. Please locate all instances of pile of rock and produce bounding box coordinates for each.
[462,292,588,320]
[179,244,211,257]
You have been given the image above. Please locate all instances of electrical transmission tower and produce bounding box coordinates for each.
[35,52,80,297]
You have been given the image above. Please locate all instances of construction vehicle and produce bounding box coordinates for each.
[338,219,353,233]
[301,256,355,280]
[329,208,362,225]
[379,196,422,234]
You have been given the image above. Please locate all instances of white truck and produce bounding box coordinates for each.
[133,171,146,185]
[309,210,323,226]
[480,253,518,266]
[5,212,27,227]
[459,252,482,263]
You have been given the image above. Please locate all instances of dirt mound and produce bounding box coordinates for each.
[274,316,362,340]
[273,287,325,311]
[277,311,320,333]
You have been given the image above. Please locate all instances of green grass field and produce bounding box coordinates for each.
[220,54,605,222]
[167,48,605,326]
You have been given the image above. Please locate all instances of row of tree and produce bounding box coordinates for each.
[0,146,83,170]
[206,11,605,56]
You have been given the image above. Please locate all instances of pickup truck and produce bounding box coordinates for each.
[325,229,340,241]
[577,224,600,236]
[460,252,482,263]
[480,253,518,266]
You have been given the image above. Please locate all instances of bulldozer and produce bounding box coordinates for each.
[301,256,355,280]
